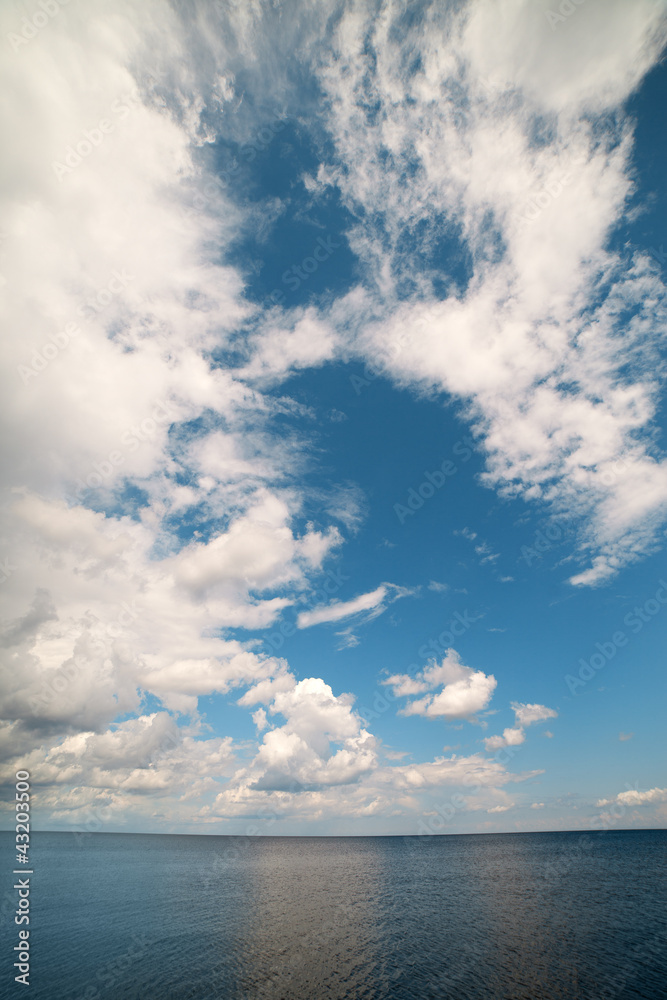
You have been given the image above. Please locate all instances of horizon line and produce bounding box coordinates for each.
[2,827,665,839]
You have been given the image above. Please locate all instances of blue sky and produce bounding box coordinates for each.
[1,0,666,836]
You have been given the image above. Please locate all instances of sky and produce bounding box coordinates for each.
[1,0,667,838]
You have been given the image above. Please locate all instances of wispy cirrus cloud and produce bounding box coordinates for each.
[313,0,667,587]
[297,583,410,629]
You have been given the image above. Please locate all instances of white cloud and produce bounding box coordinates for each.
[385,650,497,720]
[197,669,542,826]
[513,703,558,727]
[0,713,237,828]
[597,787,667,808]
[252,708,269,732]
[212,676,378,806]
[484,727,526,752]
[0,2,360,827]
[484,702,557,750]
[314,0,667,585]
[296,583,408,629]
[0,489,336,726]
[3,0,665,833]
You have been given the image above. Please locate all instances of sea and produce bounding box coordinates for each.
[1,829,666,999]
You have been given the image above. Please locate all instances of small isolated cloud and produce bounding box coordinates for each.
[455,528,477,541]
[383,650,496,720]
[320,483,366,532]
[513,703,558,727]
[484,702,557,750]
[475,541,500,564]
[597,787,667,807]
[484,727,525,751]
[488,803,513,813]
[530,802,545,810]
[334,627,360,650]
[619,732,634,742]
[543,731,554,739]
[297,583,409,629]
[428,580,449,593]
[456,529,500,566]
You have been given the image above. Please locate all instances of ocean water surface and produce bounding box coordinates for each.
[1,829,666,999]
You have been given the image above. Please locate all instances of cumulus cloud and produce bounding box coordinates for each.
[209,742,540,822]
[384,650,497,720]
[513,703,559,727]
[596,787,667,807]
[2,0,666,833]
[201,672,541,824]
[0,713,237,828]
[0,0,354,827]
[208,675,378,814]
[484,702,557,750]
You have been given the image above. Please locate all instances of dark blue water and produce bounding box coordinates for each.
[1,829,665,999]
